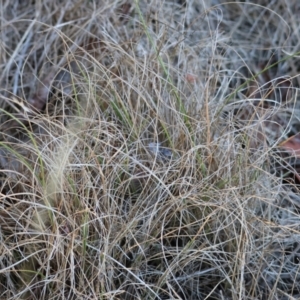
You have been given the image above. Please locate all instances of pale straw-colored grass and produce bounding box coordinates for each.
[1,1,300,299]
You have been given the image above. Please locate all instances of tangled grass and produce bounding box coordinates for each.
[1,1,300,299]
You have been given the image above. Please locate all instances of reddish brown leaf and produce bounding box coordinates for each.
[279,133,300,157]
[186,73,197,83]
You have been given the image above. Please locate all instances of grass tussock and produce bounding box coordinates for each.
[1,1,300,299]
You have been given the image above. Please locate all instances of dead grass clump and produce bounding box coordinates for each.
[1,1,300,299]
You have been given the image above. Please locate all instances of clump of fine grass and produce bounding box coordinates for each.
[1,1,300,299]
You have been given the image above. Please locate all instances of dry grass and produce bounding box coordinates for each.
[1,1,300,299]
